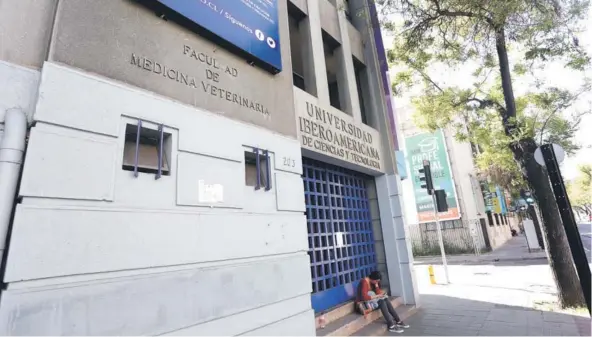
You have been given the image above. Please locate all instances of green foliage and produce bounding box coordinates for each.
[378,0,590,71]
[379,0,590,191]
[567,164,592,217]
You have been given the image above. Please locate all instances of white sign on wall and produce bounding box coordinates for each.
[198,180,224,203]
[294,89,384,172]
[335,232,345,247]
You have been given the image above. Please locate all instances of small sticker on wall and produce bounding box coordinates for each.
[198,180,224,203]
[335,232,345,247]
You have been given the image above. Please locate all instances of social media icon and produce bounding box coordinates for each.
[266,37,276,49]
[255,29,265,41]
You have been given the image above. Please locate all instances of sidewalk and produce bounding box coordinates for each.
[396,292,590,336]
[413,236,547,265]
[381,236,591,336]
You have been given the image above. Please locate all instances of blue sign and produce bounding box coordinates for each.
[395,151,408,180]
[157,0,282,72]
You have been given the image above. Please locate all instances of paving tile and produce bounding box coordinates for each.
[420,327,480,336]
[478,329,518,336]
[542,311,577,323]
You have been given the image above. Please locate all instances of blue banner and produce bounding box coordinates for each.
[157,0,282,72]
[395,151,408,180]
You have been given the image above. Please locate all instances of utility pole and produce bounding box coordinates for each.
[419,160,450,284]
[432,191,450,284]
[539,144,591,314]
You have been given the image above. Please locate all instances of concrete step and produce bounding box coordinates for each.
[314,300,355,330]
[315,297,404,336]
[355,304,419,336]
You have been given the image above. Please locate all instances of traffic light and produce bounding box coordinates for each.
[434,189,448,212]
[418,160,434,195]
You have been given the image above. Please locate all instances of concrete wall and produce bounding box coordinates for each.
[0,61,40,123]
[445,128,482,220]
[289,0,308,14]
[0,0,58,69]
[367,179,390,290]
[0,62,313,335]
[318,0,341,43]
[485,216,513,250]
[46,0,296,138]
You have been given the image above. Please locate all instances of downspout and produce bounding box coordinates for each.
[0,108,27,259]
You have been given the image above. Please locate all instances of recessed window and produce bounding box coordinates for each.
[122,122,172,178]
[354,57,373,127]
[323,32,342,111]
[244,149,271,190]
[288,5,312,94]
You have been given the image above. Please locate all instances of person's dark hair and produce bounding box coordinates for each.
[369,271,382,281]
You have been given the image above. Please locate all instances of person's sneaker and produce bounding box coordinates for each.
[388,325,404,333]
[396,322,410,328]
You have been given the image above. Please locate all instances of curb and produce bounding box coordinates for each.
[413,256,548,265]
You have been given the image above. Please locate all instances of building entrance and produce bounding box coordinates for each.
[303,158,377,312]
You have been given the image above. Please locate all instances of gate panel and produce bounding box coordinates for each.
[303,158,377,313]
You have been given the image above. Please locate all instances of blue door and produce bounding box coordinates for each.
[302,158,377,313]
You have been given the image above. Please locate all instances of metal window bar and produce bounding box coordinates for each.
[156,124,164,180]
[254,148,261,190]
[264,150,271,191]
[133,120,142,178]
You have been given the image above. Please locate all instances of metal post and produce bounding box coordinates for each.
[133,120,142,178]
[541,144,591,314]
[433,192,450,284]
[254,148,261,190]
[155,124,164,180]
[264,149,271,191]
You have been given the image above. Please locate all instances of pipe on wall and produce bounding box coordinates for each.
[0,108,27,256]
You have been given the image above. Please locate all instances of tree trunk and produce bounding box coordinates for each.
[495,28,586,308]
[511,139,585,307]
[528,205,546,249]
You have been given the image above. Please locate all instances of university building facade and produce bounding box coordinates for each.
[0,0,418,334]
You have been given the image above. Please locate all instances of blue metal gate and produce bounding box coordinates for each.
[303,158,377,313]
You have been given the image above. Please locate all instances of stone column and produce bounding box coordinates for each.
[334,0,362,120]
[301,0,330,105]
[375,173,420,306]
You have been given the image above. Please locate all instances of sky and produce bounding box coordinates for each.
[537,5,592,179]
[383,5,592,181]
[561,8,592,180]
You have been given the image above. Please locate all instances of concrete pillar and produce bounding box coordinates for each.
[302,0,330,105]
[367,179,390,289]
[335,0,362,120]
[375,174,419,306]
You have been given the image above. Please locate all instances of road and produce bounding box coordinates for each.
[578,223,591,264]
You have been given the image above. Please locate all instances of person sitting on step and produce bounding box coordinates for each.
[355,271,409,333]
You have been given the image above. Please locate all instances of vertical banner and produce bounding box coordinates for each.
[481,182,494,212]
[490,185,502,213]
[405,130,460,223]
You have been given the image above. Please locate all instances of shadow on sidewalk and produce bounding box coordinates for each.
[385,294,591,336]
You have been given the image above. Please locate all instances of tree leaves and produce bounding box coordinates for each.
[382,0,590,192]
[567,164,592,217]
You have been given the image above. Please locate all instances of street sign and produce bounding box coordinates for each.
[534,144,565,166]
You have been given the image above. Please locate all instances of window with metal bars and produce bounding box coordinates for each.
[244,148,272,191]
[122,121,171,179]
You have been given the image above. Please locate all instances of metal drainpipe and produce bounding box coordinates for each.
[0,108,27,259]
